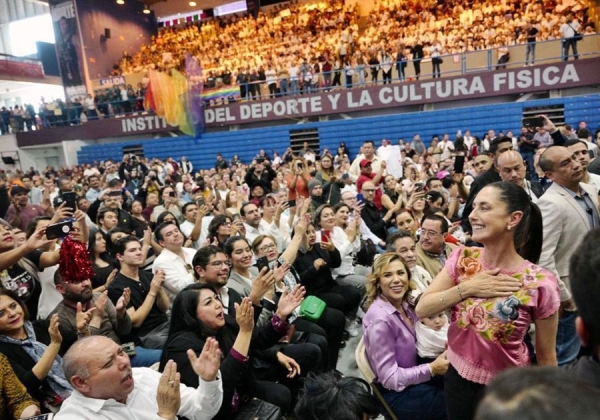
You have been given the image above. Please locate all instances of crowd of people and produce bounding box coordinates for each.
[0,114,598,419]
[113,0,592,97]
[0,84,148,135]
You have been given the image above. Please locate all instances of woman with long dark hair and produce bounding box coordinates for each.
[417,182,560,419]
[88,230,117,292]
[161,283,303,418]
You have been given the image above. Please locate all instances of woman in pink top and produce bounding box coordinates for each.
[285,157,311,200]
[417,182,560,420]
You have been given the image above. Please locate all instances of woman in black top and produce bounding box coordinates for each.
[161,284,302,419]
[293,223,361,318]
[88,230,117,291]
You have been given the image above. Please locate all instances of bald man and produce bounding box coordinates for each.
[56,336,223,420]
[496,150,544,202]
[538,146,600,366]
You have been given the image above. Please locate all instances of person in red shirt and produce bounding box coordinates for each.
[356,159,386,211]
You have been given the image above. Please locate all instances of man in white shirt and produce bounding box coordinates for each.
[349,140,383,182]
[439,134,455,161]
[179,202,207,249]
[152,222,197,303]
[85,175,103,203]
[567,139,600,193]
[56,335,223,420]
[241,202,284,248]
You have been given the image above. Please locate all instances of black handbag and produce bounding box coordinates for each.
[233,398,282,420]
[355,238,377,266]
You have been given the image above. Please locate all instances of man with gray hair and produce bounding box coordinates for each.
[56,335,223,419]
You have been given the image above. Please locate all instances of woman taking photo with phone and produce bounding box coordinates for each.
[416,182,559,419]
[285,157,311,201]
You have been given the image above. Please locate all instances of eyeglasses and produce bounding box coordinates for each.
[220,222,232,227]
[258,243,277,253]
[421,229,442,238]
[209,260,231,267]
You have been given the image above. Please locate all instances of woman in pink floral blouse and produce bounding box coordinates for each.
[416,181,560,420]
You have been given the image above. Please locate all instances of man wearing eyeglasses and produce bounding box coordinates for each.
[108,235,170,349]
[538,145,599,366]
[416,214,456,278]
[359,181,400,245]
[152,222,198,304]
[356,159,386,211]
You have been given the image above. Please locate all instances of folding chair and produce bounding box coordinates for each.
[355,337,399,420]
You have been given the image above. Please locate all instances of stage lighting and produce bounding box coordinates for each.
[116,0,125,4]
[143,5,151,14]
[189,1,197,6]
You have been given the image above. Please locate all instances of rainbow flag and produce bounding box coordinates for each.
[202,85,240,101]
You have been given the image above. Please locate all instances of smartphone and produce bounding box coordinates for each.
[46,220,73,240]
[522,116,544,129]
[62,191,78,210]
[22,415,53,420]
[356,193,364,203]
[256,256,270,272]
[322,229,332,243]
[414,182,424,192]
[287,199,296,207]
[108,190,122,197]
[454,155,465,174]
[297,163,303,171]
[169,191,177,198]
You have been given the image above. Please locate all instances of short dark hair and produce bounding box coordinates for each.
[154,221,178,243]
[239,202,255,217]
[475,366,600,420]
[295,372,380,420]
[570,227,600,348]
[564,138,588,149]
[57,175,71,189]
[421,213,449,234]
[182,202,196,215]
[192,245,225,279]
[426,177,441,188]
[363,140,375,147]
[107,178,122,188]
[489,136,513,155]
[97,208,118,225]
[113,234,141,257]
[386,229,415,252]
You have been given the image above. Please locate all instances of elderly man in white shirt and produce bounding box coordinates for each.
[152,222,197,303]
[55,336,223,420]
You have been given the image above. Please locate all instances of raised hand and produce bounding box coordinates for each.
[75,302,95,332]
[105,268,118,289]
[187,337,221,382]
[24,226,53,251]
[151,269,166,295]
[276,285,306,319]
[273,262,291,284]
[235,298,255,333]
[156,360,181,419]
[47,314,62,345]
[313,258,327,270]
[94,291,109,319]
[50,201,73,224]
[116,287,131,315]
[249,267,275,303]
[276,352,301,378]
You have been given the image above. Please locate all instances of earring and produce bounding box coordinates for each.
[507,225,511,231]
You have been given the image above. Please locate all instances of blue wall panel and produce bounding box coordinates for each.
[77,94,600,169]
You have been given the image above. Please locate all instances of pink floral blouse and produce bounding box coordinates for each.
[445,247,560,385]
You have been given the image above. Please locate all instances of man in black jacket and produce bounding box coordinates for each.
[496,150,544,201]
[244,157,277,194]
[359,180,399,246]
